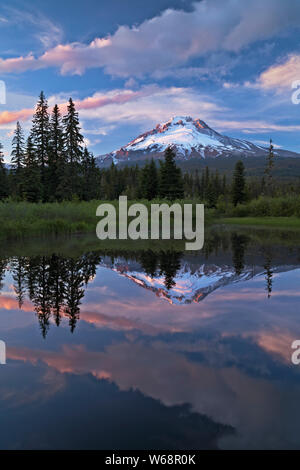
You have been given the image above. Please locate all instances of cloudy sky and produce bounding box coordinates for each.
[0,0,300,161]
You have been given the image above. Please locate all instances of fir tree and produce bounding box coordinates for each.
[63,98,84,197]
[159,147,184,200]
[48,104,65,200]
[264,139,275,196]
[11,121,25,197]
[232,160,246,206]
[206,180,217,208]
[81,147,100,200]
[11,121,25,170]
[140,159,158,200]
[23,136,42,202]
[0,142,8,200]
[31,91,50,199]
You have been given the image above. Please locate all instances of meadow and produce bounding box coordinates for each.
[0,195,299,241]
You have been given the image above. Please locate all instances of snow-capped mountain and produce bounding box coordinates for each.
[99,258,298,305]
[97,116,298,166]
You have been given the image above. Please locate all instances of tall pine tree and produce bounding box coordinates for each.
[81,147,100,200]
[159,147,184,200]
[62,98,84,198]
[11,121,25,198]
[31,91,50,200]
[232,160,246,206]
[23,136,42,202]
[48,104,65,200]
[264,138,275,196]
[0,142,8,200]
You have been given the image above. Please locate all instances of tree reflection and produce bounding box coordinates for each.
[139,250,182,290]
[262,248,273,299]
[231,233,249,275]
[8,253,101,337]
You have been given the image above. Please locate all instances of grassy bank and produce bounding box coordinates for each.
[0,201,101,240]
[0,199,203,241]
[213,195,300,218]
[218,216,300,229]
[0,197,300,241]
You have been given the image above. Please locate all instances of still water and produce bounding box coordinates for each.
[0,227,300,449]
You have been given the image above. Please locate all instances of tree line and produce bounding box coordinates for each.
[0,92,100,202]
[0,91,299,204]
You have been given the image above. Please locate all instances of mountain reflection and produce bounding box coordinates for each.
[140,250,182,290]
[0,228,297,337]
[0,250,184,337]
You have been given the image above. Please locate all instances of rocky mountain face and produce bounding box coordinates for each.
[97,116,299,166]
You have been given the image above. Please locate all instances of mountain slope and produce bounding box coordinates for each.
[97,116,299,166]
[99,258,299,305]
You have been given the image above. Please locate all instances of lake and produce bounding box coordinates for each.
[0,226,300,449]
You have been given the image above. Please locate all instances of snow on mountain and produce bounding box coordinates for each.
[99,258,298,305]
[97,115,272,166]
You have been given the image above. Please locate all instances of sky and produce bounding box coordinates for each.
[1,0,300,162]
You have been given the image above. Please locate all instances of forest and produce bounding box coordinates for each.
[0,91,300,240]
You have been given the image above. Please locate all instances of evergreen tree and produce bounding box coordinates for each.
[206,180,217,208]
[232,160,246,206]
[48,104,65,200]
[23,136,42,202]
[63,98,84,197]
[222,174,227,196]
[81,147,100,200]
[147,159,158,199]
[204,166,210,199]
[159,147,184,200]
[10,121,25,197]
[0,142,8,200]
[11,121,25,170]
[31,91,50,199]
[264,139,275,195]
[140,159,158,200]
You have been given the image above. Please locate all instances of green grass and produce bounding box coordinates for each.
[0,199,299,242]
[0,201,100,240]
[218,216,300,229]
[0,199,203,241]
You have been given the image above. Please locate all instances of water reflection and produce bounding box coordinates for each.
[1,228,300,449]
[0,230,298,335]
[8,253,101,336]
[262,248,274,299]
[231,233,249,275]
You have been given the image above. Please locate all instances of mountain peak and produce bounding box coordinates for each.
[97,116,296,166]
[166,115,193,125]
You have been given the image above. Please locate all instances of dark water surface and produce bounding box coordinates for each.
[0,227,300,449]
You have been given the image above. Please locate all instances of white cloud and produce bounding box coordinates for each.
[249,54,300,92]
[1,0,300,77]
[77,85,225,128]
[210,118,300,134]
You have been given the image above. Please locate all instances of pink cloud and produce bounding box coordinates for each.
[1,1,300,77]
[0,108,35,125]
[0,87,156,126]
